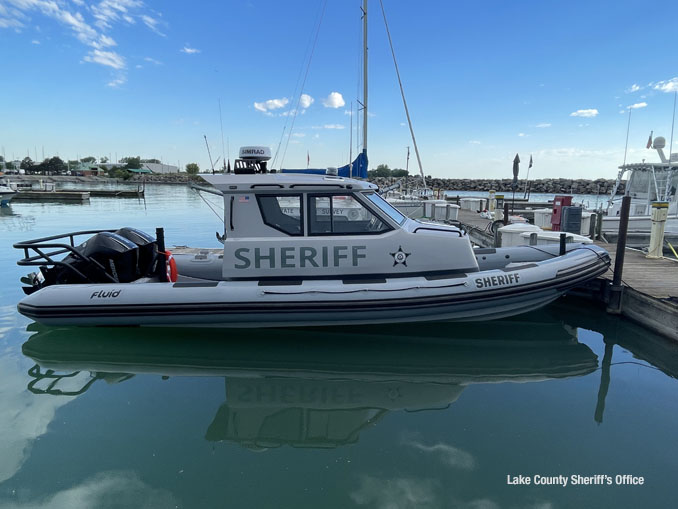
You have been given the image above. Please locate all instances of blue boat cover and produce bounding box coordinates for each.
[281,151,368,179]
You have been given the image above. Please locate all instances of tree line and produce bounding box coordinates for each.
[367,164,409,179]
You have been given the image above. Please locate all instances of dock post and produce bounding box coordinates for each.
[588,212,597,238]
[595,211,603,240]
[559,233,567,255]
[646,201,669,258]
[155,227,166,251]
[607,195,631,314]
[503,203,509,225]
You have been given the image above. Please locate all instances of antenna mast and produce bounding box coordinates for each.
[379,0,426,188]
[219,99,226,171]
[362,0,368,157]
[349,101,354,178]
[204,135,215,174]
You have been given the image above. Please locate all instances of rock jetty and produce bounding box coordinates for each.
[370,176,625,195]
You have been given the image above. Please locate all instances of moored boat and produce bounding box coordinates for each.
[14,160,610,328]
[603,136,678,233]
[0,184,17,206]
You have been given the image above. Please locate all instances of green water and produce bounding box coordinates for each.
[1,186,677,509]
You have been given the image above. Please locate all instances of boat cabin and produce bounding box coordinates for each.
[200,172,479,280]
[609,137,678,217]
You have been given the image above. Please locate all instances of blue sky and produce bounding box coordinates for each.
[1,0,677,179]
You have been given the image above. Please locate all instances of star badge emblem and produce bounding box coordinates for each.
[390,245,411,267]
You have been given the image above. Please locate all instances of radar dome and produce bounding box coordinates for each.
[239,146,271,161]
[653,137,666,149]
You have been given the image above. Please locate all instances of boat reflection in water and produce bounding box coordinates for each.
[22,318,598,449]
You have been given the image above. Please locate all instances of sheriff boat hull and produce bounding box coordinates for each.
[17,245,610,327]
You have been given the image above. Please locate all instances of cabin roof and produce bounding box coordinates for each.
[620,163,678,170]
[201,172,378,193]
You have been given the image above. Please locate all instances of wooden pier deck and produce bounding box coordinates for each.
[595,241,678,299]
[13,190,90,202]
[77,189,144,198]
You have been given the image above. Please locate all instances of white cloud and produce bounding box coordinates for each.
[292,132,305,137]
[83,49,125,70]
[653,77,678,93]
[31,39,39,44]
[351,476,440,509]
[107,73,127,87]
[535,123,551,128]
[626,83,641,93]
[322,91,345,108]
[94,33,116,48]
[404,440,476,470]
[144,56,162,65]
[254,97,289,113]
[570,109,599,118]
[0,0,164,87]
[299,93,314,109]
[628,102,647,109]
[312,124,345,129]
[180,46,200,54]
[91,0,143,30]
[140,14,164,36]
[0,471,178,508]
[518,132,528,137]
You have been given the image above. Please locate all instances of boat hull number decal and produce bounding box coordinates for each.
[474,273,520,288]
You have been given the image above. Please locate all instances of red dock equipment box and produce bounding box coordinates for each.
[551,195,573,231]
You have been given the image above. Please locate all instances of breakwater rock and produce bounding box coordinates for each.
[370,177,625,195]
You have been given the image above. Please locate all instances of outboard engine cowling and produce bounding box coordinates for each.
[115,227,160,277]
[44,232,140,285]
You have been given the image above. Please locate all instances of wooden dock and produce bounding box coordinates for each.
[13,190,90,202]
[77,189,144,198]
[454,208,678,340]
[595,241,678,299]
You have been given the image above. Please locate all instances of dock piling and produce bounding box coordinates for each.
[607,195,631,314]
[647,202,669,259]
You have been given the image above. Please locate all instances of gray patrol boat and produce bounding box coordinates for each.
[14,150,610,327]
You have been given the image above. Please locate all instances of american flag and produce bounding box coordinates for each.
[239,196,250,203]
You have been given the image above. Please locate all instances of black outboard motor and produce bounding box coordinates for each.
[43,232,140,286]
[115,227,161,278]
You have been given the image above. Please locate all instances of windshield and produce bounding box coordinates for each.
[364,192,407,225]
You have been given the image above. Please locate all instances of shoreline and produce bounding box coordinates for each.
[2,173,625,194]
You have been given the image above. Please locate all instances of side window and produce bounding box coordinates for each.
[308,195,391,235]
[257,195,303,236]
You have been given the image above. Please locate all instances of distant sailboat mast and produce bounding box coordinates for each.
[378,0,426,188]
[362,0,368,163]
